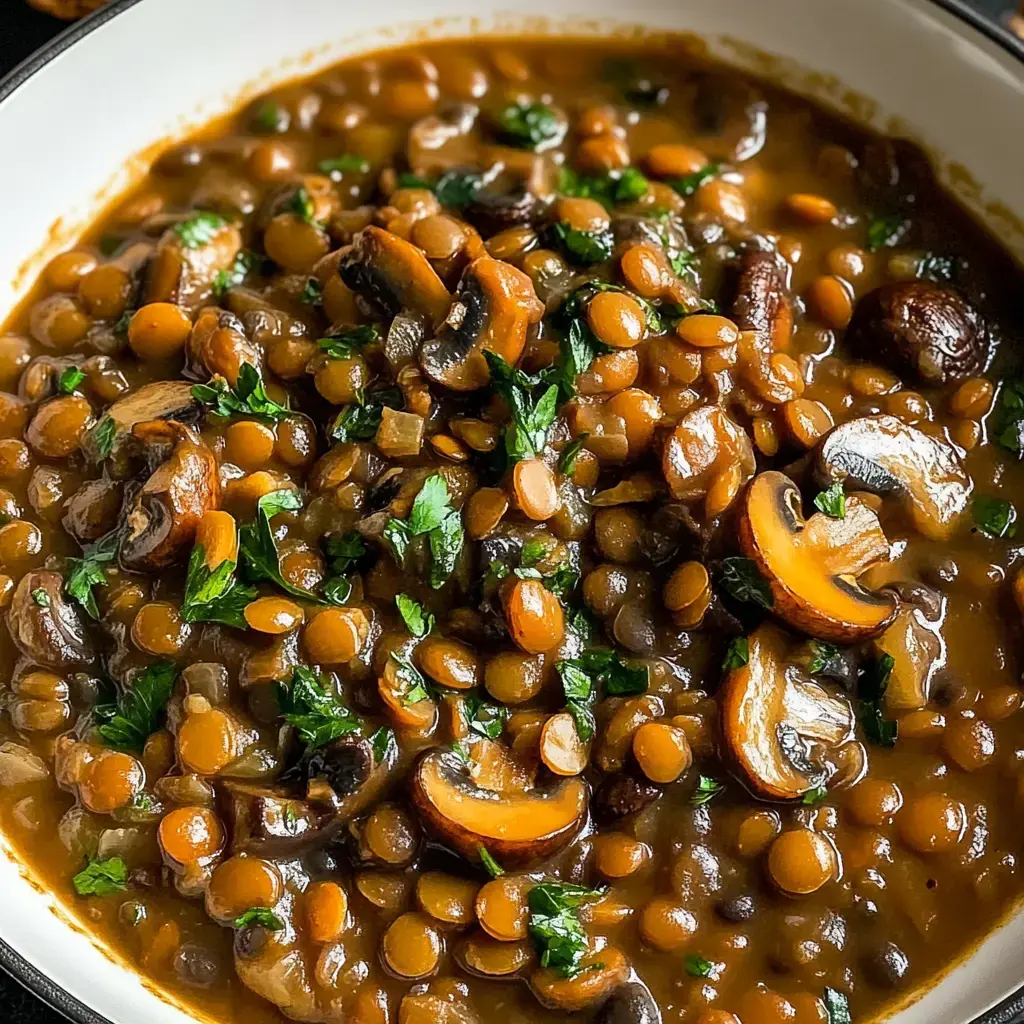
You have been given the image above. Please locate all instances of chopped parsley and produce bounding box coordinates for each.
[463,694,508,739]
[669,164,720,197]
[478,846,504,878]
[558,436,588,476]
[395,593,434,637]
[318,324,380,360]
[390,652,432,704]
[276,666,361,750]
[994,378,1024,456]
[814,482,847,520]
[527,882,605,977]
[192,363,291,423]
[866,214,908,252]
[494,101,562,149]
[857,653,898,747]
[90,416,116,459]
[289,186,318,225]
[253,101,287,133]
[549,221,615,266]
[691,775,724,807]
[65,532,119,619]
[95,661,177,754]
[180,539,256,629]
[233,908,284,930]
[807,640,844,676]
[972,495,1017,538]
[683,955,714,978]
[174,211,226,249]
[328,387,402,443]
[370,726,398,764]
[721,637,749,671]
[300,277,323,306]
[213,249,259,297]
[317,154,370,178]
[323,531,367,575]
[434,169,485,209]
[483,351,559,462]
[31,588,50,608]
[57,367,86,395]
[802,785,829,806]
[557,649,648,740]
[383,473,465,590]
[719,557,774,608]
[72,856,127,897]
[556,166,649,205]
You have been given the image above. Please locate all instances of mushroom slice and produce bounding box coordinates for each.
[145,216,243,310]
[409,747,587,867]
[338,226,452,326]
[63,475,124,543]
[8,571,95,670]
[732,250,790,348]
[420,256,544,391]
[846,281,988,385]
[815,415,972,541]
[873,583,945,710]
[407,103,480,177]
[119,420,220,573]
[219,782,324,855]
[720,623,855,800]
[739,471,898,642]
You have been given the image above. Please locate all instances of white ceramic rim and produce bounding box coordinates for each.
[1,1,1024,1022]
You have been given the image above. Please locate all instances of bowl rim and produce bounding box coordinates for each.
[1,1,1023,1022]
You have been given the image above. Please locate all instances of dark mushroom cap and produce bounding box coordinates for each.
[732,249,791,352]
[7,570,95,670]
[846,281,988,385]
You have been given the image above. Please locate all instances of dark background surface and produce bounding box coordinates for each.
[0,0,1019,1021]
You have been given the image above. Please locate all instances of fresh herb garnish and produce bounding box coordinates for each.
[478,846,504,878]
[527,882,605,977]
[719,556,774,608]
[317,154,370,178]
[451,740,471,764]
[692,775,724,806]
[669,164,720,197]
[192,363,291,422]
[174,211,226,249]
[300,277,323,306]
[550,221,615,266]
[289,186,318,225]
[683,955,714,978]
[802,785,829,806]
[31,588,50,607]
[213,249,259,297]
[557,649,648,740]
[318,324,380,360]
[95,662,177,754]
[670,250,696,277]
[383,473,464,590]
[253,101,287,133]
[390,652,432,704]
[65,532,119,619]
[91,416,116,459]
[823,987,852,1024]
[972,495,1017,538]
[72,856,127,897]
[328,387,402,443]
[233,908,285,930]
[434,169,485,209]
[324,531,367,575]
[180,541,256,629]
[857,653,898,747]
[57,367,86,395]
[558,436,588,476]
[395,593,434,637]
[916,252,959,283]
[807,640,844,676]
[994,378,1024,456]
[867,214,908,252]
[495,102,562,149]
[396,172,434,190]
[814,482,846,520]
[557,660,598,741]
[557,166,649,205]
[722,636,749,671]
[463,694,508,739]
[484,351,559,462]
[276,666,361,750]
[369,726,398,764]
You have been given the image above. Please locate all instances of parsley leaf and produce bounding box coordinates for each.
[300,277,324,306]
[994,378,1024,456]
[495,102,562,149]
[692,775,724,806]
[91,416,116,459]
[180,540,256,629]
[66,532,119,619]
[395,593,434,637]
[318,154,370,178]
[324,531,367,575]
[814,482,846,519]
[478,846,504,878]
[484,351,559,461]
[550,221,614,266]
[719,557,774,608]
[174,211,227,249]
[58,367,86,395]
[289,186,318,225]
[95,662,177,753]
[823,987,852,1024]
[527,882,605,977]
[857,654,898,747]
[972,495,1017,538]
[684,955,714,978]
[722,636,749,671]
[234,908,285,930]
[318,324,380,360]
[669,164,720,197]
[557,166,649,205]
[806,640,844,676]
[328,387,402,443]
[557,649,648,740]
[463,694,508,739]
[867,214,909,252]
[802,785,829,806]
[384,473,464,590]
[192,363,291,422]
[276,666,361,750]
[558,436,588,476]
[31,588,50,607]
[72,856,127,897]
[213,249,259,297]
[434,169,485,209]
[253,102,287,133]
[370,726,398,764]
[390,652,432,704]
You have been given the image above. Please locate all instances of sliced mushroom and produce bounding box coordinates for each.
[846,281,988,385]
[119,420,220,573]
[219,782,324,855]
[187,307,262,385]
[145,217,243,310]
[63,475,124,543]
[409,747,588,866]
[464,190,542,237]
[591,772,662,824]
[815,415,972,541]
[596,982,662,1024]
[338,226,452,326]
[420,256,544,391]
[873,584,945,710]
[732,250,790,346]
[720,622,855,800]
[408,103,480,178]
[302,735,376,797]
[7,571,95,670]
[739,471,898,642]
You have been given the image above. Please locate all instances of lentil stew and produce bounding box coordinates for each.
[1,33,1023,1024]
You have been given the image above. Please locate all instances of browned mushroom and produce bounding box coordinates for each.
[420,256,544,391]
[145,215,244,310]
[409,747,588,867]
[186,307,262,385]
[739,471,898,642]
[873,583,945,710]
[219,782,324,855]
[407,103,480,178]
[693,73,768,162]
[338,226,452,326]
[846,281,988,385]
[815,415,972,541]
[591,772,662,824]
[63,475,124,543]
[119,420,220,573]
[720,622,856,800]
[7,571,95,670]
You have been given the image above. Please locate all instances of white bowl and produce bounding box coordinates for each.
[1,1,1024,1022]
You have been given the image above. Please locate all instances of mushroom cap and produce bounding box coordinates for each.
[409,747,588,867]
[7,570,95,670]
[846,281,988,385]
[815,415,972,541]
[739,470,898,642]
[720,622,855,800]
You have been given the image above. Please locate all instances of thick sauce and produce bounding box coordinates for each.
[0,35,1023,1024]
